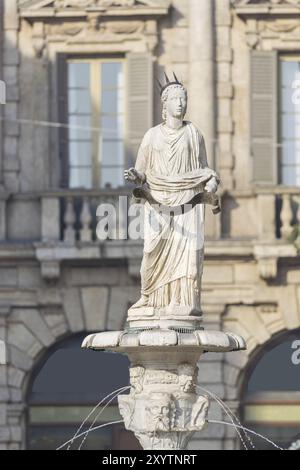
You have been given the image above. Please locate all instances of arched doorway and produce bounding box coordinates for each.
[241,329,300,450]
[26,333,141,450]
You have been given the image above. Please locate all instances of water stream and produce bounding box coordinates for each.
[58,386,130,451]
[208,420,285,451]
[197,385,255,450]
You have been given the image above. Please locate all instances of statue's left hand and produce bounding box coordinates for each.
[205,177,219,194]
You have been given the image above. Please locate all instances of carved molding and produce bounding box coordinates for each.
[20,0,171,21]
[232,0,300,17]
[20,0,167,55]
[232,1,300,48]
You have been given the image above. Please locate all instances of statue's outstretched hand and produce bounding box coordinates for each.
[205,176,219,194]
[124,168,145,186]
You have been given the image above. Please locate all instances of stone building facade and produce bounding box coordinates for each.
[0,0,300,450]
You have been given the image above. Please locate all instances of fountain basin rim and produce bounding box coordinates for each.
[82,329,247,353]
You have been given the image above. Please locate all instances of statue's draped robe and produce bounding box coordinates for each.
[134,122,219,311]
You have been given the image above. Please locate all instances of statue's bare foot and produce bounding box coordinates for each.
[130,295,149,309]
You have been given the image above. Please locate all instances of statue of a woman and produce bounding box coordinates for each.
[125,75,220,319]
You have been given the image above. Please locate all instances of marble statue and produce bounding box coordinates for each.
[83,74,247,451]
[125,74,220,322]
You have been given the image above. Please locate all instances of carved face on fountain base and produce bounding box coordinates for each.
[118,361,209,450]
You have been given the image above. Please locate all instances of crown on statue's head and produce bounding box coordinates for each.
[157,72,184,97]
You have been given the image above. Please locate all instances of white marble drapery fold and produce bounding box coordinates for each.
[133,122,218,310]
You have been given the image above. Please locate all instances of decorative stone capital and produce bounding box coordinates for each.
[118,392,209,450]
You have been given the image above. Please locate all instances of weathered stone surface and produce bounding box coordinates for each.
[62,288,84,333]
[0,267,17,286]
[0,388,9,402]
[63,266,127,287]
[8,367,25,389]
[187,439,223,450]
[7,200,41,241]
[43,310,69,339]
[8,323,38,354]
[202,265,234,285]
[81,287,108,332]
[107,286,139,330]
[0,405,6,426]
[0,426,10,442]
[18,265,42,288]
[10,426,21,442]
[139,330,178,347]
[197,362,223,384]
[9,346,33,372]
[11,309,55,347]
[82,331,123,349]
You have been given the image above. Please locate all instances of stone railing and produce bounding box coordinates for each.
[276,189,300,241]
[41,189,131,243]
[255,187,300,241]
[220,187,300,243]
[4,186,300,246]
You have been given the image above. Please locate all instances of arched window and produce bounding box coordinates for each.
[241,329,300,450]
[27,333,141,450]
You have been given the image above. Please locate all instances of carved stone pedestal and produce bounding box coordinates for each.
[82,326,246,450]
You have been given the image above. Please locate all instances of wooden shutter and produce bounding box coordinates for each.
[126,52,153,168]
[57,53,69,188]
[250,51,278,185]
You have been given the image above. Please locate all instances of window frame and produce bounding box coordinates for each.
[60,55,127,190]
[279,54,300,187]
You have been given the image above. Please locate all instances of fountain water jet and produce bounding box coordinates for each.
[208,420,285,451]
[197,386,255,450]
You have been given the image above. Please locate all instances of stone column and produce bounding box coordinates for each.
[188,0,215,167]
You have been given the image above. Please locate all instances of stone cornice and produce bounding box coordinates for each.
[20,0,171,22]
[232,0,300,17]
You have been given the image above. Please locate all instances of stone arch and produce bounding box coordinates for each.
[5,305,72,449]
[222,297,300,402]
[23,331,131,450]
[4,282,138,450]
[236,328,300,449]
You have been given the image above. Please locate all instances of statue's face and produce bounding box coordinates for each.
[165,87,187,120]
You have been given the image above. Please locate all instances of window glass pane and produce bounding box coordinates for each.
[69,115,92,141]
[66,60,125,189]
[101,167,123,189]
[102,89,123,115]
[102,62,123,89]
[280,58,300,186]
[69,141,92,166]
[68,62,90,89]
[281,140,300,165]
[282,165,300,186]
[281,88,300,114]
[101,140,124,166]
[69,167,92,189]
[282,114,300,140]
[281,60,300,87]
[101,116,123,140]
[68,90,91,114]
[29,425,114,451]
